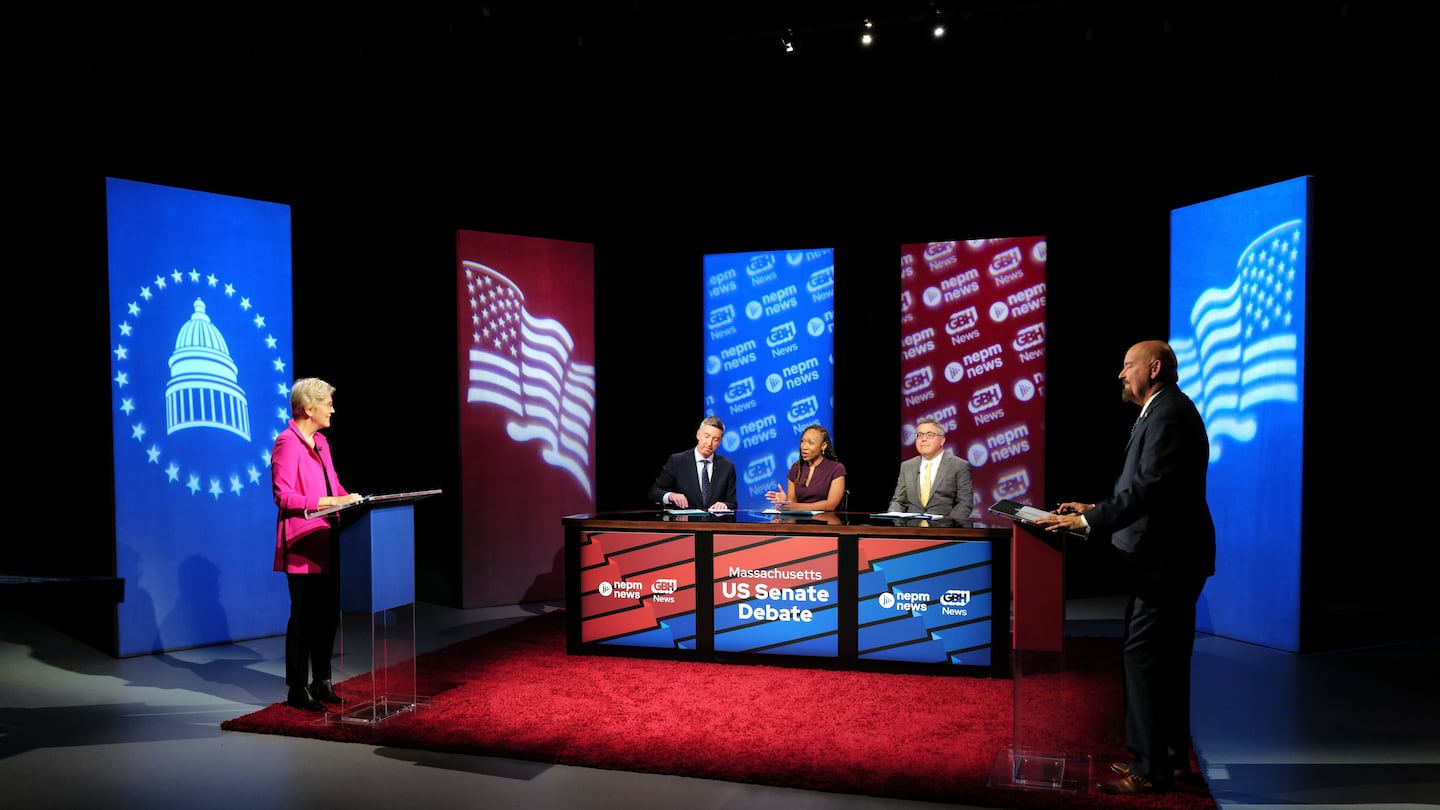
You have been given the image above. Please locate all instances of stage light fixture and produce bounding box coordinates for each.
[861,18,875,46]
[782,27,796,53]
[933,8,947,39]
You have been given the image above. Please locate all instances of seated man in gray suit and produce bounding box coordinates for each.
[887,419,974,519]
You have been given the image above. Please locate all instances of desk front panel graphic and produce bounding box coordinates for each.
[713,533,840,658]
[857,537,995,667]
[577,530,698,649]
[565,512,1013,674]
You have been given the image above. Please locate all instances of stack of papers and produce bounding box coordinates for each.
[761,508,823,515]
[870,511,944,520]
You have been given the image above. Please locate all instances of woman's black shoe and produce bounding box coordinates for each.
[310,679,345,705]
[287,686,325,711]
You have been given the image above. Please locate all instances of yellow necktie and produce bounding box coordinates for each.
[920,461,934,507]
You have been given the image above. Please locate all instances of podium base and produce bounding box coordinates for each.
[331,602,421,726]
[987,747,1092,793]
[323,694,432,726]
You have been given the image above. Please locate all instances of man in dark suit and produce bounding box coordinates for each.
[648,416,738,511]
[1035,340,1216,796]
[887,419,974,520]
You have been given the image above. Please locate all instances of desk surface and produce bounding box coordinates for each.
[562,509,1014,537]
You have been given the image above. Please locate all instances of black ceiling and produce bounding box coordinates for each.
[41,1,1398,92]
[19,0,1415,200]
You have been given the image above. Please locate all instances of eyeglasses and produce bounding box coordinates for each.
[915,431,943,439]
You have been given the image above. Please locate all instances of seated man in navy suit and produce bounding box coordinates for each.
[648,416,738,511]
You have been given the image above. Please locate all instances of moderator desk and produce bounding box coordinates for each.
[562,510,1066,676]
[562,509,1084,791]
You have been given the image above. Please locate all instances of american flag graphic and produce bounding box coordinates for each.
[1173,219,1302,462]
[464,260,596,497]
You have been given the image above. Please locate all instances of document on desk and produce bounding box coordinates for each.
[988,498,1085,536]
[761,508,823,516]
[870,511,944,520]
[988,499,1052,522]
[665,508,710,516]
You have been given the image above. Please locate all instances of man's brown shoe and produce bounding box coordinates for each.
[1096,773,1166,795]
[1110,761,1190,781]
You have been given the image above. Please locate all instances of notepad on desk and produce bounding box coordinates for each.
[665,508,710,516]
[870,511,944,520]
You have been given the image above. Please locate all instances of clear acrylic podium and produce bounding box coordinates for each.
[324,489,440,725]
[987,520,1093,793]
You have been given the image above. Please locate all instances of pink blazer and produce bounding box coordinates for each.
[272,420,350,574]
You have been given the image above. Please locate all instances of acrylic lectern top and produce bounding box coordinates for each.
[304,488,441,520]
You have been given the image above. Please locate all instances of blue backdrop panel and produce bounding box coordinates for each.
[1175,175,1313,648]
[107,177,293,656]
[704,249,836,508]
[1170,175,1308,651]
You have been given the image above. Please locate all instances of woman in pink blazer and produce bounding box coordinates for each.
[272,377,364,711]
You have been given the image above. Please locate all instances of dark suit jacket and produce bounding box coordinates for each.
[888,452,974,520]
[1084,386,1216,583]
[648,450,738,509]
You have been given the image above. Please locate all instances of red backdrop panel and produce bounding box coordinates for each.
[457,230,596,606]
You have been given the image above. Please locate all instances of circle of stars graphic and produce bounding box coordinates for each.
[112,267,291,499]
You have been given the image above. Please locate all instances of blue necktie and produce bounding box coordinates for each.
[700,459,711,505]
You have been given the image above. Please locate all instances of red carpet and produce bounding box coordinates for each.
[222,610,1214,809]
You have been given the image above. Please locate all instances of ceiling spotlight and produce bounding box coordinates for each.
[933,8,947,39]
[782,27,796,53]
[861,18,875,46]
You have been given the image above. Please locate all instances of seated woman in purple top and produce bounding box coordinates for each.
[765,423,848,511]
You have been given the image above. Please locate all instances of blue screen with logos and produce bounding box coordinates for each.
[703,249,836,509]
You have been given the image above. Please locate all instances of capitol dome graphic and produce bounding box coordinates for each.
[166,297,250,441]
